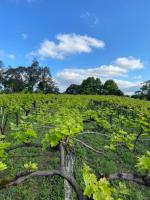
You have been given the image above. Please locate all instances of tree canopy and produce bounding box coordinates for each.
[103,79,124,96]
[80,77,102,94]
[65,77,124,96]
[65,84,80,94]
[132,80,150,100]
[0,60,59,94]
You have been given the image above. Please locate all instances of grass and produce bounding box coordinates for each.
[0,98,150,200]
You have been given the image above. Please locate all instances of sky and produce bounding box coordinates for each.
[0,0,150,94]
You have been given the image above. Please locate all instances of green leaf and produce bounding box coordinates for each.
[24,161,38,171]
[136,151,150,174]
[0,162,7,171]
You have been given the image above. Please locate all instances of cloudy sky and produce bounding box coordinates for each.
[0,0,150,94]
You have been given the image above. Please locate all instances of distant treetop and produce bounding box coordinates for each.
[65,77,124,96]
[0,60,59,94]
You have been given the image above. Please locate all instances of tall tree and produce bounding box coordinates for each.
[2,67,27,92]
[103,80,124,96]
[80,77,102,94]
[26,60,41,92]
[0,60,4,91]
[134,80,150,100]
[37,67,59,94]
[0,60,59,93]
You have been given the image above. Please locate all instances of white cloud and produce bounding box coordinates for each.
[133,75,142,79]
[21,33,28,40]
[113,57,144,70]
[56,65,127,83]
[80,11,99,26]
[7,54,15,59]
[114,79,141,95]
[114,79,141,89]
[28,33,105,59]
[55,57,144,94]
[0,50,15,60]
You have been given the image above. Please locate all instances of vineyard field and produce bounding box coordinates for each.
[0,94,150,200]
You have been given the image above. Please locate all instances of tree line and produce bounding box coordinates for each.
[0,60,59,93]
[65,77,124,96]
[0,60,124,96]
[1,59,150,99]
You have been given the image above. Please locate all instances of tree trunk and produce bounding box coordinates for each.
[64,151,74,200]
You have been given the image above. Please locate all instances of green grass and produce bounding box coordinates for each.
[1,122,149,200]
[0,94,150,200]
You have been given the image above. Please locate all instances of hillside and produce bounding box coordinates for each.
[0,94,150,200]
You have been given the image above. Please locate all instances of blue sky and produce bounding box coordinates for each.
[0,0,150,94]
